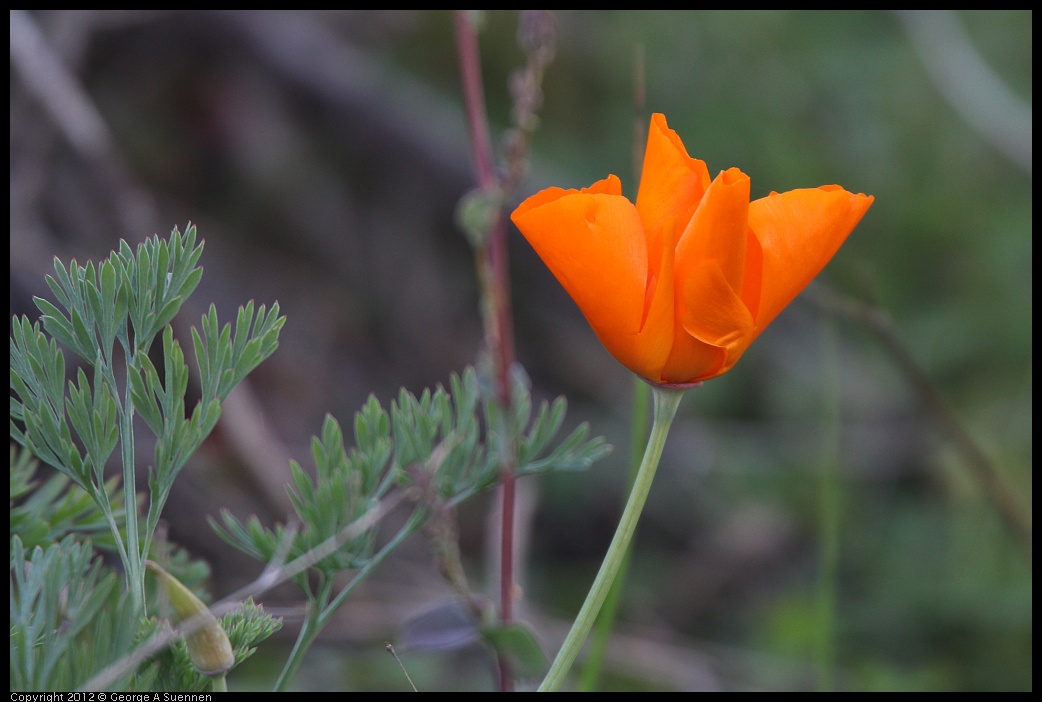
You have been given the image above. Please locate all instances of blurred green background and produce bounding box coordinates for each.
[10,10,1031,691]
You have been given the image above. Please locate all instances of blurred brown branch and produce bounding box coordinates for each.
[896,10,1032,176]
[805,282,1032,559]
[11,9,300,529]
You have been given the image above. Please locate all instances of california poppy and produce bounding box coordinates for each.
[511,113,874,386]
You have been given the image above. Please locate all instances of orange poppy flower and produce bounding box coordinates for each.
[511,113,874,386]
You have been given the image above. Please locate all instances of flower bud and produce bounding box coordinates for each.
[147,560,234,676]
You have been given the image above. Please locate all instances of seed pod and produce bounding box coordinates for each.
[147,560,234,676]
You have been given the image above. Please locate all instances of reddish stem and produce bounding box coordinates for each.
[454,10,517,692]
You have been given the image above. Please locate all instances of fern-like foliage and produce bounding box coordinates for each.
[142,598,282,692]
[10,224,285,609]
[10,536,147,691]
[212,366,610,589]
[10,444,128,551]
[211,364,609,689]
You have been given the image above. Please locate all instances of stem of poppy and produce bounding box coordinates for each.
[577,376,649,690]
[538,385,686,692]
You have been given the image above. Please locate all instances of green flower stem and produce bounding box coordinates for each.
[578,376,650,691]
[539,385,686,692]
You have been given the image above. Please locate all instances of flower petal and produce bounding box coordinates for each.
[659,325,726,384]
[512,173,622,218]
[631,214,676,379]
[674,167,751,294]
[749,186,874,332]
[511,175,659,375]
[510,113,873,388]
[636,114,711,268]
[678,259,755,349]
[658,258,755,384]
